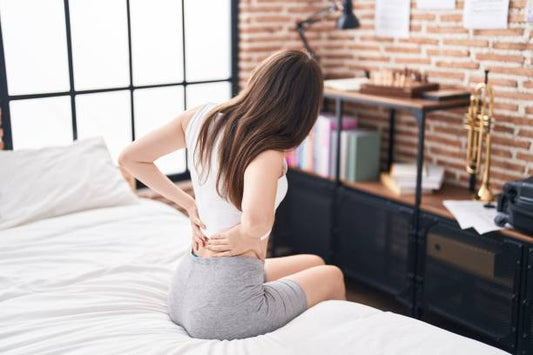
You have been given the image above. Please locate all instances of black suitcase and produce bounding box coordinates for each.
[495,177,533,235]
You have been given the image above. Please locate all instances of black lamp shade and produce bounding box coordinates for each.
[336,0,360,30]
[336,12,360,29]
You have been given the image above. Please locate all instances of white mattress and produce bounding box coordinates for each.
[0,199,509,355]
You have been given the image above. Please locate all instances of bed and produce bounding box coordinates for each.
[0,196,510,355]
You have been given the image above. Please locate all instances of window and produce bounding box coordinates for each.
[0,0,238,180]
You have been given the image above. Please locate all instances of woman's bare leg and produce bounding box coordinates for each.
[281,265,346,309]
[264,254,325,282]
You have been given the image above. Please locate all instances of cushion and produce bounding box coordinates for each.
[0,137,139,230]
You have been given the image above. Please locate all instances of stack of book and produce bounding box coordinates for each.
[380,163,445,195]
[286,112,358,178]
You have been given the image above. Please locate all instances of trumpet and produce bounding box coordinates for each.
[464,81,495,203]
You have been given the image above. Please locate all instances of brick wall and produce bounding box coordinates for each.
[239,0,533,191]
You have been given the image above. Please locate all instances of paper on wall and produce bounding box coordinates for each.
[527,0,533,23]
[463,0,509,29]
[417,0,455,9]
[443,200,503,235]
[375,0,411,38]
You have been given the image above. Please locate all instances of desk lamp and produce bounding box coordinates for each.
[296,0,360,61]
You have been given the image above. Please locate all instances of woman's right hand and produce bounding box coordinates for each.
[186,205,207,253]
[204,224,264,260]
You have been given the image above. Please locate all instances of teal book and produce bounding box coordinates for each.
[346,130,381,182]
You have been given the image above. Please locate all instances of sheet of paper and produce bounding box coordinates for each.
[527,0,533,23]
[463,0,509,29]
[443,200,503,234]
[375,0,411,38]
[417,0,455,9]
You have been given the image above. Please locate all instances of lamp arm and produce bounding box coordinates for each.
[296,4,337,28]
[296,2,338,61]
[297,26,318,61]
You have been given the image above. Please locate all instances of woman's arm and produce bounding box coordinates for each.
[118,107,199,211]
[118,106,207,249]
[206,149,284,257]
[240,149,283,238]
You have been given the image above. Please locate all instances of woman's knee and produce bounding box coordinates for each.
[302,254,326,267]
[323,265,346,299]
[282,264,346,306]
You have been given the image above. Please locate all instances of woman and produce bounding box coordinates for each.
[119,49,346,340]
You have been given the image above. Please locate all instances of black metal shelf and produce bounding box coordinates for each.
[273,89,533,353]
[324,89,471,317]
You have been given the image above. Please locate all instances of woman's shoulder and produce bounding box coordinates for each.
[256,149,284,161]
[180,104,208,134]
[181,102,220,130]
[247,150,285,179]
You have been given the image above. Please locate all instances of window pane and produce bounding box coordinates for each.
[186,81,231,109]
[0,0,69,95]
[69,0,130,90]
[134,86,186,174]
[76,91,131,163]
[10,96,72,149]
[184,0,231,82]
[130,0,183,86]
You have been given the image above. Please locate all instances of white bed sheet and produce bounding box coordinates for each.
[0,199,509,355]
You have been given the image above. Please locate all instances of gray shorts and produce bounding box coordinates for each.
[167,250,308,340]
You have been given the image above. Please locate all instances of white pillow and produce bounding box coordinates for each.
[0,137,139,230]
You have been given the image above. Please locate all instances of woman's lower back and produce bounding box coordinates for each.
[194,235,269,260]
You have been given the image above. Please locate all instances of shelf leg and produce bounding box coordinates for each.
[410,109,426,319]
[387,109,396,171]
[328,98,344,265]
[334,98,344,184]
[414,111,426,213]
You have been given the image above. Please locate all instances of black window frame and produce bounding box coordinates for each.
[0,0,239,183]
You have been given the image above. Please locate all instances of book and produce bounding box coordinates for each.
[315,117,331,178]
[329,131,338,177]
[340,131,349,180]
[352,130,381,182]
[304,135,313,171]
[347,133,356,181]
[380,172,434,195]
[390,162,428,178]
[392,164,445,189]
[381,163,445,195]
[337,130,381,182]
[324,113,358,177]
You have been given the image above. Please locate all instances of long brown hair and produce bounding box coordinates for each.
[194,49,324,210]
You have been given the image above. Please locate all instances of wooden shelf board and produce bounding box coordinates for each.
[324,87,470,111]
[342,179,416,206]
[341,180,473,219]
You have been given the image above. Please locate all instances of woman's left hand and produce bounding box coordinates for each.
[205,225,261,258]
